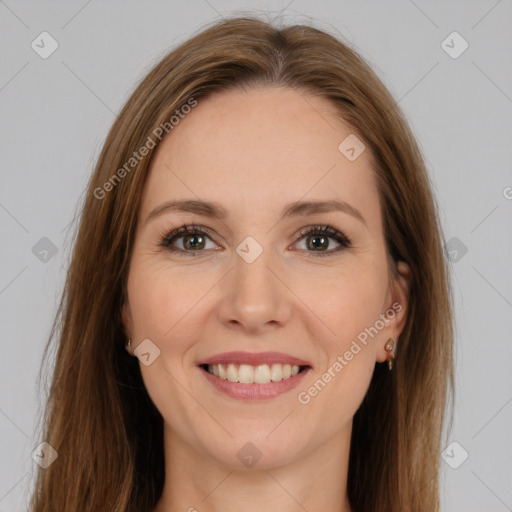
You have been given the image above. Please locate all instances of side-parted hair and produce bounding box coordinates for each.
[30,15,454,512]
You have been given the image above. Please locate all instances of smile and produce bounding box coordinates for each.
[203,363,304,384]
[197,350,312,400]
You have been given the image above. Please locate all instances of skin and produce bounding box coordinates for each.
[122,86,411,512]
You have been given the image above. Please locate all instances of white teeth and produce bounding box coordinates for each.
[254,364,271,384]
[238,364,254,384]
[270,363,282,382]
[207,363,301,384]
[226,364,238,382]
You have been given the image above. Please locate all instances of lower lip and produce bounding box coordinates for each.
[200,366,311,401]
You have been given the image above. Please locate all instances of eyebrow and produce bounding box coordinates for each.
[145,199,366,226]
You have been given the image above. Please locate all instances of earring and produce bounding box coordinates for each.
[126,339,131,348]
[385,338,395,371]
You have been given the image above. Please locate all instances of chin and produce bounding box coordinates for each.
[196,430,308,471]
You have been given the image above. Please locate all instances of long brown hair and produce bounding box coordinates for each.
[30,15,454,512]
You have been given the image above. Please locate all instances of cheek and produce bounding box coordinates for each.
[296,272,383,427]
[294,259,387,426]
[127,258,211,343]
[126,260,207,433]
[291,259,389,346]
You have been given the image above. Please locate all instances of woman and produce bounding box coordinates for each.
[30,15,454,512]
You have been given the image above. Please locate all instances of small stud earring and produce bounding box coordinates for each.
[126,339,131,348]
[385,338,395,371]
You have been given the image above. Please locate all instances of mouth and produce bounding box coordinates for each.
[199,362,310,384]
[196,351,313,400]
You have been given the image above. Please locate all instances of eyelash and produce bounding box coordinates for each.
[159,224,352,258]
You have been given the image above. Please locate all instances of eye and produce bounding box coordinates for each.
[291,225,352,257]
[159,223,352,258]
[160,224,219,256]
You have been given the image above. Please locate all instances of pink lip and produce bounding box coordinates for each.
[196,351,312,367]
[200,366,312,401]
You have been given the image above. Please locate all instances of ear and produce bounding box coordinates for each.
[376,260,411,363]
[121,300,134,354]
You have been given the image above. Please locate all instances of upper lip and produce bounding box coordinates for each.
[197,351,312,367]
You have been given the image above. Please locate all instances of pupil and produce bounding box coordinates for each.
[184,234,204,250]
[308,235,327,251]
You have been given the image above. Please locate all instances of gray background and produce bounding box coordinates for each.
[1,1,511,510]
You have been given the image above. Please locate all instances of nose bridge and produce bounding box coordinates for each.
[219,237,291,331]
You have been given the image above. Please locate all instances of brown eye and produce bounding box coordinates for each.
[305,234,330,251]
[181,233,206,250]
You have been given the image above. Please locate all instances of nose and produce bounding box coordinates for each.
[217,245,292,334]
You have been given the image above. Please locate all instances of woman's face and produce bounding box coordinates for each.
[122,86,409,469]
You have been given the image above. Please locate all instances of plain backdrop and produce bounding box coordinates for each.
[1,1,511,511]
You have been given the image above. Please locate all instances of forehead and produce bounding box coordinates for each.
[140,86,380,226]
